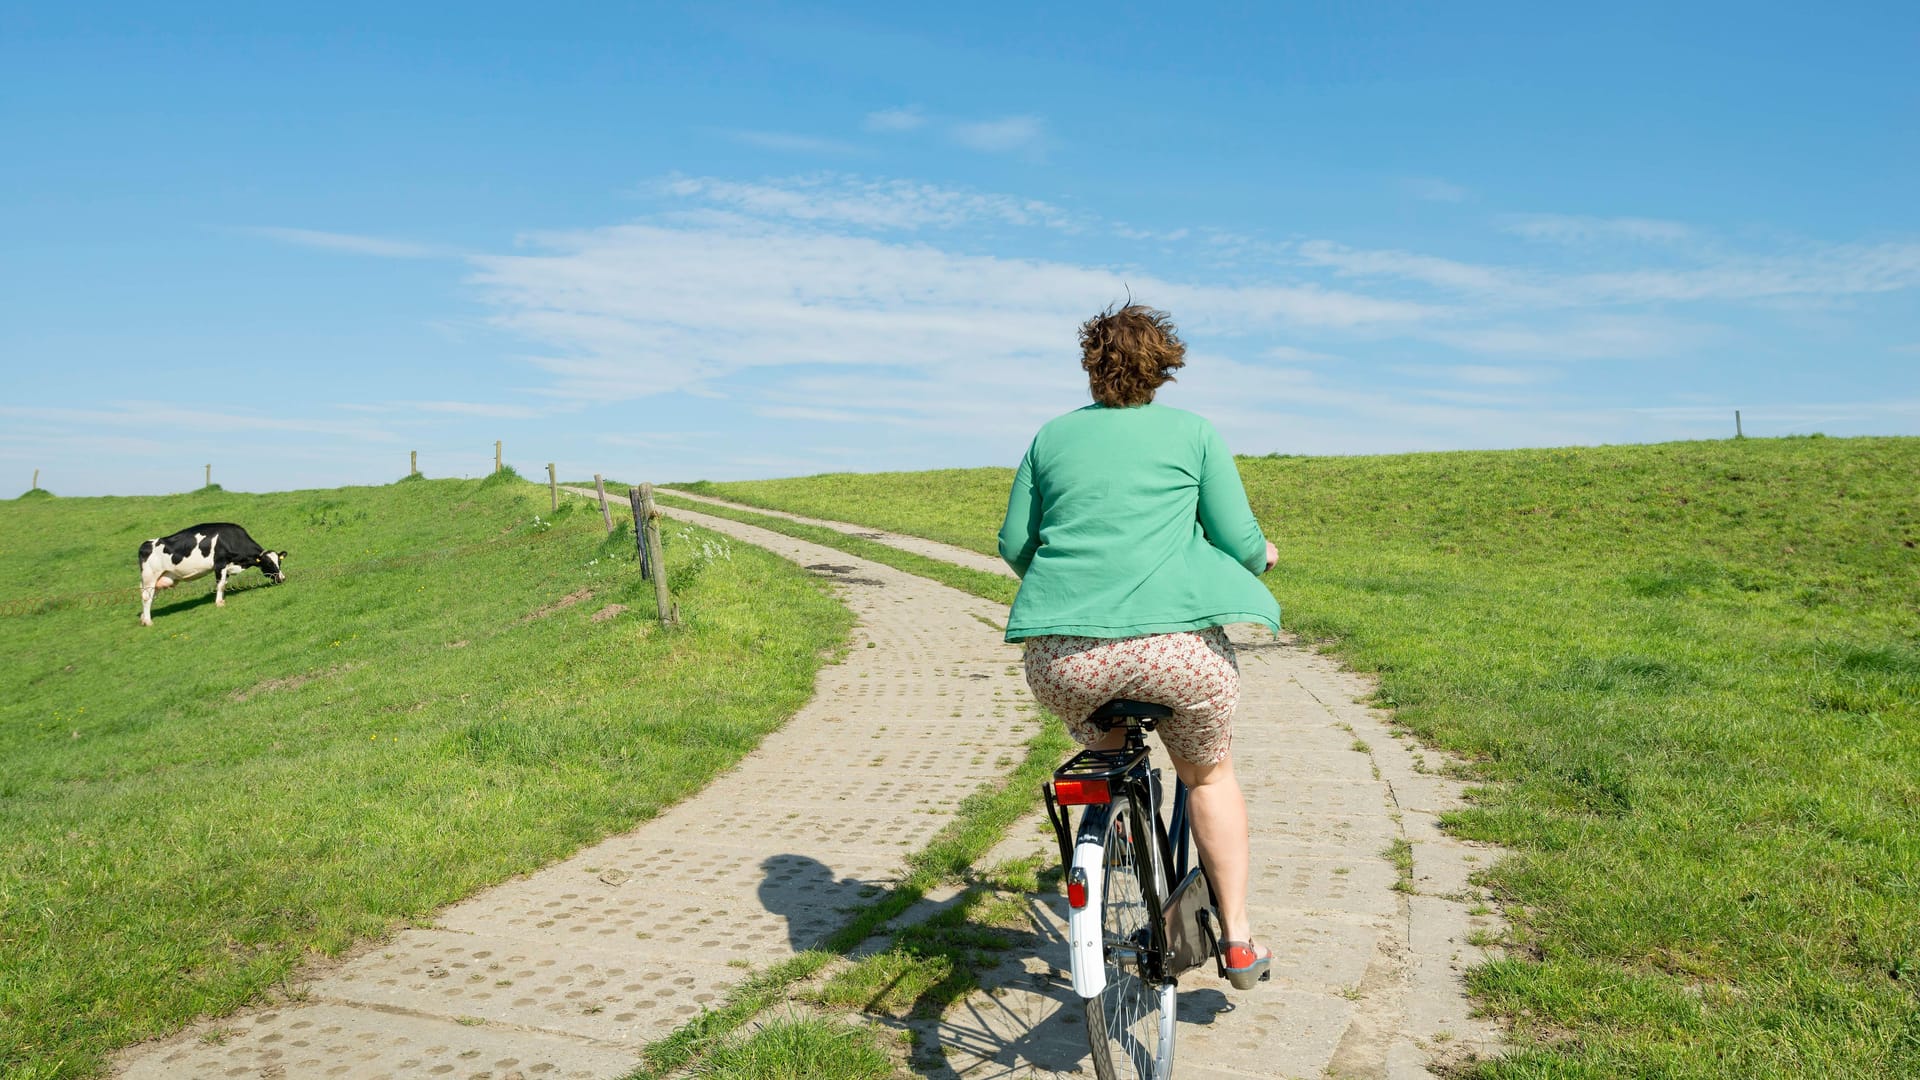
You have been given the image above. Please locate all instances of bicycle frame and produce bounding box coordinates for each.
[1044,711,1230,995]
[1043,731,1183,997]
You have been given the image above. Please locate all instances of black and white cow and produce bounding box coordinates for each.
[137,523,286,626]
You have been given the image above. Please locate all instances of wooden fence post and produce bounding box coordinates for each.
[628,487,652,580]
[627,485,677,624]
[204,464,211,488]
[547,463,558,510]
[1735,410,1743,439]
[410,450,418,477]
[494,441,503,474]
[640,483,677,625]
[31,468,39,491]
[594,474,614,532]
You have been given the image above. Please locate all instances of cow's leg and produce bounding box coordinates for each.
[140,583,155,626]
[215,565,230,607]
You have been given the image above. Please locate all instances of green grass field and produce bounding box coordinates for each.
[691,436,1920,1079]
[0,475,852,1079]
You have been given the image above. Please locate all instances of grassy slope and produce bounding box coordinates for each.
[693,437,1920,1079]
[0,476,852,1079]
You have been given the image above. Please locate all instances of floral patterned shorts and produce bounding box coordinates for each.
[1022,626,1240,766]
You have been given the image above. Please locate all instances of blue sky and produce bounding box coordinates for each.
[4,2,1916,496]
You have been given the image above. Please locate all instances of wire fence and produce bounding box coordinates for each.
[0,527,566,620]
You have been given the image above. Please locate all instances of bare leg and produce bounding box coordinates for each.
[1167,749,1264,956]
[1084,727,1266,957]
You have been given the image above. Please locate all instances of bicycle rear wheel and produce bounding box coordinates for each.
[1083,791,1177,1080]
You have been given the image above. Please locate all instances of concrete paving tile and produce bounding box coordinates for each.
[116,1001,639,1080]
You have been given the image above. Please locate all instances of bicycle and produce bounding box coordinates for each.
[1042,699,1230,1080]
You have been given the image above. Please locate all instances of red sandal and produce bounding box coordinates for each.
[1222,940,1272,990]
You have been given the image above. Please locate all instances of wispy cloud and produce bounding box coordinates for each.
[865,106,926,132]
[466,213,1439,424]
[1404,177,1468,203]
[1503,214,1694,245]
[460,174,1919,463]
[659,174,1080,232]
[0,402,400,441]
[951,115,1046,155]
[1425,316,1711,360]
[1295,236,1920,308]
[244,226,449,259]
[1266,344,1341,364]
[720,129,860,154]
[411,400,553,419]
[1436,364,1547,385]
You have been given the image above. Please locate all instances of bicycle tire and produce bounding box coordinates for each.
[1082,790,1178,1080]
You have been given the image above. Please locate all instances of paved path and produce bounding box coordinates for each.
[643,492,1507,1080]
[115,488,1504,1080]
[115,506,1037,1080]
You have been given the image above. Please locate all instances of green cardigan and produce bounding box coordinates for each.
[997,403,1282,642]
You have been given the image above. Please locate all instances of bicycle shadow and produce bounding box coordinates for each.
[751,854,1235,1077]
[913,879,1235,1077]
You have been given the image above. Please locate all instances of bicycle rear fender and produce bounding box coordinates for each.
[1068,802,1114,998]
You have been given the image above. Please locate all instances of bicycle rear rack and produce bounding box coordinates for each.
[1042,745,1149,872]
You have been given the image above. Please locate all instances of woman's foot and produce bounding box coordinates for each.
[1222,939,1272,990]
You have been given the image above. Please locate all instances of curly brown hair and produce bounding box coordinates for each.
[1079,303,1186,408]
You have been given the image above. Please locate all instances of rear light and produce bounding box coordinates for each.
[1067,868,1089,909]
[1052,778,1111,806]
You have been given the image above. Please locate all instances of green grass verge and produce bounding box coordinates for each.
[649,491,1017,607]
[694,435,1920,1079]
[680,470,1007,558]
[685,1013,902,1080]
[0,477,853,1080]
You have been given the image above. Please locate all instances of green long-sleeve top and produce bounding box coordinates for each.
[997,403,1282,642]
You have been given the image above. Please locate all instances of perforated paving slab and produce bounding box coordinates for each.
[114,505,1036,1080]
[641,492,1511,1079]
[910,626,1507,1080]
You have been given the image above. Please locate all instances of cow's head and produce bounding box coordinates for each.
[259,550,288,584]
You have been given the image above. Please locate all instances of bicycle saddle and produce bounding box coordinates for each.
[1088,699,1174,728]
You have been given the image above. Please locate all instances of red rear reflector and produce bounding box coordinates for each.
[1053,778,1111,806]
[1067,869,1089,909]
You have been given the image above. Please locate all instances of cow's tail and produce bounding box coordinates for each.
[137,540,154,567]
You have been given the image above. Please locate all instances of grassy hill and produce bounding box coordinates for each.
[689,436,1920,1079]
[0,475,851,1079]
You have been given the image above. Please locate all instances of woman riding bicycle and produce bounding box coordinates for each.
[998,301,1278,989]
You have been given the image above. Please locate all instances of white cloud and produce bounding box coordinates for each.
[865,106,927,132]
[1504,214,1695,245]
[1437,365,1546,385]
[1405,177,1469,203]
[659,174,1080,232]
[463,209,1442,452]
[1265,344,1341,364]
[411,400,553,419]
[951,115,1046,154]
[721,129,860,154]
[1425,316,1710,360]
[244,227,449,259]
[1627,400,1920,425]
[1295,240,1550,301]
[1294,236,1920,309]
[0,402,399,441]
